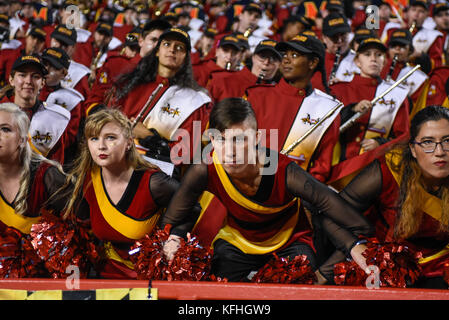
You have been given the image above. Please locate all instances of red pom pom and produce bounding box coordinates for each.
[129,225,225,282]
[251,254,317,284]
[0,227,45,278]
[30,214,102,279]
[334,239,422,288]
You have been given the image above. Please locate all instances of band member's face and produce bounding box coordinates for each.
[93,31,111,49]
[50,38,75,58]
[283,21,304,41]
[139,29,164,57]
[434,9,449,31]
[0,111,23,162]
[355,48,385,78]
[44,64,66,87]
[239,10,261,31]
[216,45,241,70]
[198,35,214,55]
[280,49,317,82]
[406,5,428,27]
[410,119,449,183]
[251,50,280,80]
[157,38,187,72]
[322,33,349,54]
[378,4,391,20]
[388,43,411,63]
[9,66,44,103]
[210,119,259,176]
[88,121,132,169]
[25,35,45,55]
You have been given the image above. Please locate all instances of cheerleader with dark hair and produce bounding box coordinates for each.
[335,106,449,289]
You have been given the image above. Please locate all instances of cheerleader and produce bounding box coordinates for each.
[339,106,449,289]
[55,109,198,279]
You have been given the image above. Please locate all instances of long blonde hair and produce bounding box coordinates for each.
[60,108,158,220]
[0,103,65,215]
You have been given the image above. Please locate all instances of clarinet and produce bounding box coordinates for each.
[328,47,341,86]
[386,54,398,82]
[225,61,231,70]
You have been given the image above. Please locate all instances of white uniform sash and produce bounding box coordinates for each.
[381,21,401,43]
[364,81,408,140]
[61,61,91,91]
[143,85,211,140]
[413,28,443,55]
[29,102,71,155]
[396,64,428,96]
[335,50,360,82]
[45,87,84,112]
[76,28,91,43]
[0,39,21,50]
[281,89,342,169]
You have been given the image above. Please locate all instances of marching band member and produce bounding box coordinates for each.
[138,19,172,58]
[381,29,428,107]
[382,0,445,70]
[110,27,211,166]
[39,47,84,166]
[246,33,341,184]
[432,2,449,66]
[311,12,352,90]
[160,97,372,283]
[207,39,282,104]
[340,106,449,289]
[84,29,142,117]
[329,37,410,190]
[49,24,91,101]
[1,55,71,164]
[193,34,243,87]
[0,26,47,85]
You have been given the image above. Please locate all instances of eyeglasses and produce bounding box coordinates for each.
[413,139,449,153]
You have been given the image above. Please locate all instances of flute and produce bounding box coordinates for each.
[339,64,421,133]
[281,101,344,155]
[132,83,164,129]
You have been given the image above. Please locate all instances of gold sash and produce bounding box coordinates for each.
[385,152,449,264]
[90,166,160,240]
[211,151,300,254]
[0,194,39,235]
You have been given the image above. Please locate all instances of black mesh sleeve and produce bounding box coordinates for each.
[285,161,374,254]
[43,165,69,214]
[339,159,383,213]
[149,171,180,208]
[159,164,208,238]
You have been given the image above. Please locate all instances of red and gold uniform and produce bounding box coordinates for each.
[110,75,211,160]
[0,93,67,163]
[0,47,23,84]
[341,153,449,280]
[207,66,269,104]
[84,51,141,116]
[412,66,449,118]
[193,59,225,87]
[246,79,341,183]
[207,151,313,255]
[80,167,170,279]
[331,75,410,160]
[0,162,65,235]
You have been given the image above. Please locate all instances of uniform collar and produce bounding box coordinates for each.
[277,78,313,97]
[352,74,381,86]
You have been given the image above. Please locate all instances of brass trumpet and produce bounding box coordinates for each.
[243,27,253,38]
[225,61,231,70]
[409,20,417,34]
